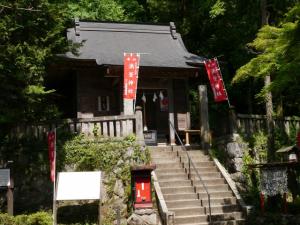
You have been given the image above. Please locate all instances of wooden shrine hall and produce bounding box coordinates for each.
[48,20,205,145]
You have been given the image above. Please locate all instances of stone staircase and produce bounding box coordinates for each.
[150,146,245,225]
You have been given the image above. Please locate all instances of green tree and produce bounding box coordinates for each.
[233,3,300,115]
[0,0,69,127]
[67,0,127,21]
[67,0,146,22]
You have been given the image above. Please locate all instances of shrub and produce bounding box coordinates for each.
[0,212,52,225]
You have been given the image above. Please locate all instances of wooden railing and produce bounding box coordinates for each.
[236,114,300,136]
[9,108,144,144]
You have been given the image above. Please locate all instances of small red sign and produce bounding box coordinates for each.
[47,131,56,183]
[204,58,228,102]
[134,176,152,208]
[123,53,140,100]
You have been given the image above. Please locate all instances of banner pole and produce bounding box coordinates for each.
[215,57,231,108]
[133,53,140,113]
[53,128,57,225]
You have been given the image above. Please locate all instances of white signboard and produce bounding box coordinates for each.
[0,169,10,187]
[56,171,101,201]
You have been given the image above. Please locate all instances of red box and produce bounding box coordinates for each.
[131,165,156,209]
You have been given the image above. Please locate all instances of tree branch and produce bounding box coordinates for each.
[0,4,42,12]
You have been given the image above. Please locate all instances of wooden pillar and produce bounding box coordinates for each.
[198,85,210,150]
[185,79,191,129]
[7,177,13,216]
[168,80,176,145]
[135,106,145,145]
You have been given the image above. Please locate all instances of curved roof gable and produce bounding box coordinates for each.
[65,20,205,68]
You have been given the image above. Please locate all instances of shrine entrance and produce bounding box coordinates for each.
[136,89,169,143]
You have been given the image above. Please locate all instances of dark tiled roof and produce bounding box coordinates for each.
[64,21,205,68]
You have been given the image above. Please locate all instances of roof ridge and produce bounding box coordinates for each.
[79,27,171,34]
[78,19,170,27]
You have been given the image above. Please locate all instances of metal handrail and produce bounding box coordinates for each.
[169,121,212,223]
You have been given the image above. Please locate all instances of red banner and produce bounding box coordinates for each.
[204,58,228,102]
[47,130,56,183]
[123,53,140,99]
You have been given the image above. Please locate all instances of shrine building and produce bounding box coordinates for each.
[48,20,205,145]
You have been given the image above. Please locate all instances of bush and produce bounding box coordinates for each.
[0,212,52,225]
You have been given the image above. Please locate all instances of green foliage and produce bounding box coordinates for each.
[62,134,150,223]
[251,131,268,163]
[63,134,149,171]
[233,3,300,113]
[0,212,52,225]
[67,0,146,22]
[0,0,70,126]
[209,0,226,19]
[67,0,126,21]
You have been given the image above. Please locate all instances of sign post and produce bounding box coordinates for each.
[0,168,13,215]
[56,171,102,225]
[47,130,56,225]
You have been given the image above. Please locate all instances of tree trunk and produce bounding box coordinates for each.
[261,0,275,161]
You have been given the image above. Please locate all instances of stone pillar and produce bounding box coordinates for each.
[198,85,210,150]
[124,99,134,115]
[229,106,238,135]
[168,80,176,146]
[135,106,145,146]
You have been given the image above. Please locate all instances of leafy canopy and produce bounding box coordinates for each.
[233,3,300,109]
[0,0,69,124]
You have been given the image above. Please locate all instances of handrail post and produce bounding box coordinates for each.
[188,158,191,179]
[208,194,212,223]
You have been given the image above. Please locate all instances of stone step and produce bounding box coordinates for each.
[198,191,234,199]
[166,199,202,208]
[164,193,198,201]
[157,173,189,181]
[187,166,219,173]
[169,206,205,216]
[184,161,215,167]
[175,213,243,225]
[195,184,229,192]
[155,168,185,174]
[179,217,245,225]
[173,146,203,151]
[198,178,226,185]
[189,220,245,225]
[151,158,180,164]
[201,197,237,206]
[178,149,208,155]
[149,146,173,151]
[151,151,177,157]
[159,180,192,187]
[180,155,211,161]
[161,186,195,194]
[155,162,183,169]
[211,212,244,221]
[175,214,208,224]
[206,205,241,214]
[191,172,222,179]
